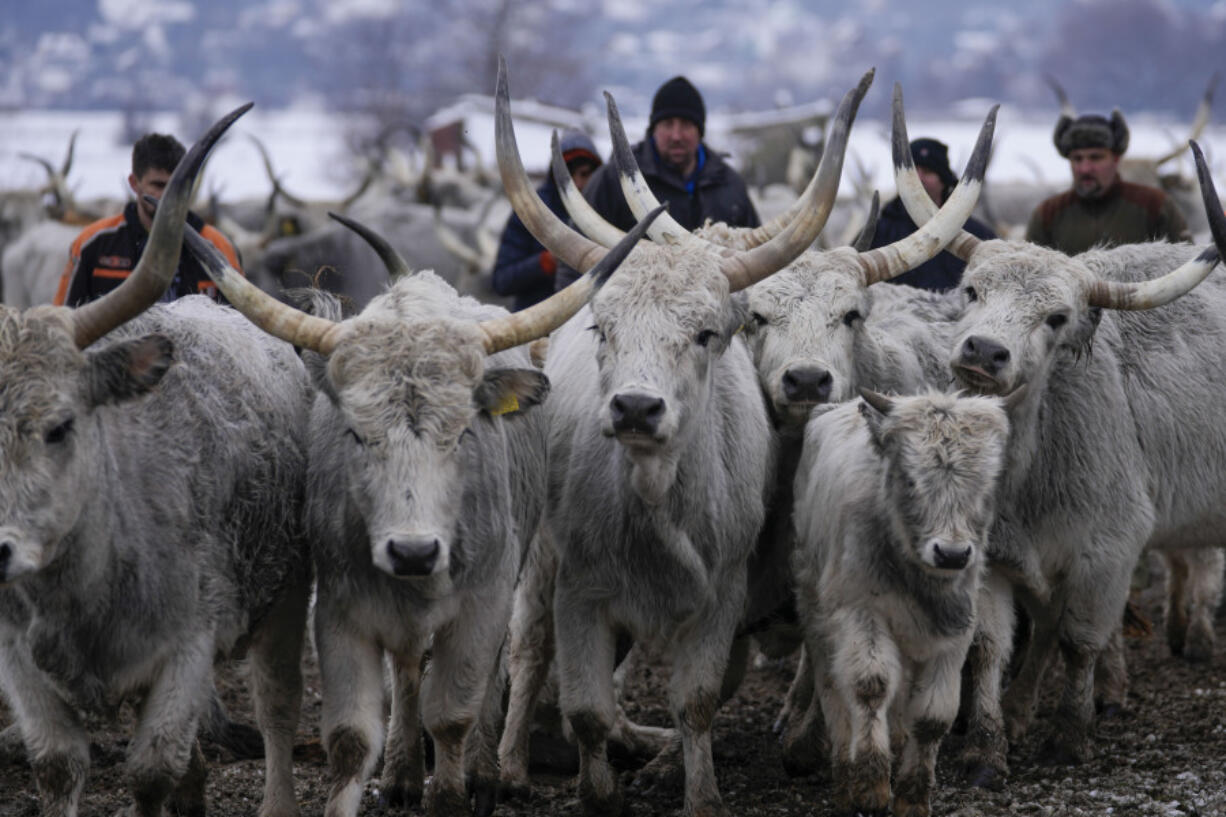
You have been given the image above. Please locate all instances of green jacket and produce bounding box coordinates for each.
[1024,179,1190,255]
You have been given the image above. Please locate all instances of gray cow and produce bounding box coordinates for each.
[188,169,661,817]
[792,390,1013,817]
[0,107,312,817]
[894,114,1226,775]
[562,84,1003,780]
[492,61,881,815]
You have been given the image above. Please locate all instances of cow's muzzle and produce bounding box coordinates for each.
[384,536,441,577]
[931,542,973,571]
[610,392,666,438]
[781,365,833,405]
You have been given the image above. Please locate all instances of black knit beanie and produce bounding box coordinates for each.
[910,138,958,192]
[1053,111,1130,157]
[649,76,706,136]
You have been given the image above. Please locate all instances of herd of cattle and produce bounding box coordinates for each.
[1,61,1225,817]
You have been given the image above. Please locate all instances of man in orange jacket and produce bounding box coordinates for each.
[56,132,241,306]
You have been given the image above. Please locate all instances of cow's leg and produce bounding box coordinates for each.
[0,644,90,817]
[894,649,963,817]
[555,593,620,817]
[959,571,1014,789]
[1093,626,1128,717]
[1001,598,1061,746]
[379,653,424,809]
[247,577,309,817]
[125,632,212,817]
[421,587,510,817]
[774,643,810,734]
[1167,548,1223,663]
[316,611,386,817]
[465,637,509,817]
[667,602,742,817]
[498,530,557,800]
[780,645,826,778]
[829,610,899,816]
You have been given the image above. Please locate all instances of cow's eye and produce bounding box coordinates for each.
[587,324,606,342]
[842,310,863,327]
[965,286,978,302]
[751,311,768,327]
[1045,313,1068,330]
[696,329,718,347]
[45,418,74,445]
[345,428,365,446]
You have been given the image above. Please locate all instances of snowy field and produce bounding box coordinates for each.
[4,105,1226,206]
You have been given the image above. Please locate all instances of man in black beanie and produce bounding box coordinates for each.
[1025,110,1189,254]
[580,75,759,237]
[869,137,996,291]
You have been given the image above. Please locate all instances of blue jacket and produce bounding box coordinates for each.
[869,196,996,292]
[492,179,570,312]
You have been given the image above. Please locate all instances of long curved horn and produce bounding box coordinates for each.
[852,190,881,252]
[1153,72,1219,167]
[248,134,312,209]
[736,69,878,248]
[476,204,665,354]
[61,130,78,178]
[550,130,626,248]
[1044,74,1077,120]
[608,68,873,254]
[338,160,378,211]
[890,83,986,262]
[855,92,996,285]
[495,56,609,274]
[69,104,252,348]
[19,153,73,211]
[329,211,413,278]
[1087,140,1222,310]
[185,224,348,355]
[433,210,486,269]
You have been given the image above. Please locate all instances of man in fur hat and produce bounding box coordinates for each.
[1025,110,1190,254]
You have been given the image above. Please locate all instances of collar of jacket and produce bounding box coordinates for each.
[635,139,726,194]
[123,199,207,236]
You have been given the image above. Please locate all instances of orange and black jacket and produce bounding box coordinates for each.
[55,201,242,307]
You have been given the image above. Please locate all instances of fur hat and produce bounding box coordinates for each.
[910,138,958,193]
[1053,110,1130,157]
[649,76,706,136]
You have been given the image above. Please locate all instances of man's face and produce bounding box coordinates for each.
[570,162,597,193]
[917,167,945,205]
[1068,147,1120,199]
[652,117,701,176]
[128,167,172,228]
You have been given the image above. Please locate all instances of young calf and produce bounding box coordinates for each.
[791,390,1012,816]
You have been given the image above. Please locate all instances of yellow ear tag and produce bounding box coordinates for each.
[490,393,520,416]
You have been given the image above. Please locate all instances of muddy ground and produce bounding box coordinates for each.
[2,554,1224,817]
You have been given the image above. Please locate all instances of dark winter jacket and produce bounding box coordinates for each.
[582,138,760,234]
[56,201,241,307]
[870,196,997,292]
[492,179,577,312]
[1024,178,1190,255]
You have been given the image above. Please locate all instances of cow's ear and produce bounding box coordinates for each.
[474,368,550,416]
[726,291,751,339]
[87,334,175,406]
[858,390,891,455]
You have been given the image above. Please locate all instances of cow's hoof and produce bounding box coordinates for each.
[379,781,423,809]
[891,795,931,817]
[577,779,624,817]
[470,780,497,817]
[498,777,530,802]
[425,784,469,817]
[1040,735,1091,766]
[960,761,1006,791]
